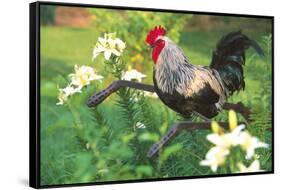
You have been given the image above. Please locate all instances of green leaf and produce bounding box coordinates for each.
[122,133,136,144]
[136,165,153,177]
[138,132,159,142]
[162,144,183,161]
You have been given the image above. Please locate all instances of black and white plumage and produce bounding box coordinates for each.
[147,27,264,119]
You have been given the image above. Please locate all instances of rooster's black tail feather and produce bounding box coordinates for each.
[210,31,264,95]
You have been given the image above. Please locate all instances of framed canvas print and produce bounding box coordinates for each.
[29,1,274,188]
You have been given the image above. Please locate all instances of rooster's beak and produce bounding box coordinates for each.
[146,42,154,48]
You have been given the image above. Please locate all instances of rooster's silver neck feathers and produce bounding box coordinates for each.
[154,38,195,94]
[154,37,227,109]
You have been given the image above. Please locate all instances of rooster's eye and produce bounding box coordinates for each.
[155,39,161,44]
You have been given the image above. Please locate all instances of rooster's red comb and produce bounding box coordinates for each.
[146,26,166,45]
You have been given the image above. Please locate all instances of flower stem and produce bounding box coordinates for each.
[66,101,83,129]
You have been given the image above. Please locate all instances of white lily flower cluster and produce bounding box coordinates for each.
[69,65,104,89]
[121,66,158,100]
[92,33,126,61]
[121,65,146,82]
[57,65,103,105]
[121,65,156,102]
[57,33,126,106]
[122,69,146,82]
[57,86,81,105]
[200,110,268,172]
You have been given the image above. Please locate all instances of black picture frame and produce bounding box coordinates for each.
[30,1,274,188]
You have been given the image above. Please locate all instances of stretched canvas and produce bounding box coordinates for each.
[30,1,274,188]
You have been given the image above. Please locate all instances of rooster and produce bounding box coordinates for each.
[146,26,264,120]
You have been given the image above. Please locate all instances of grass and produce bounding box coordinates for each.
[40,26,272,186]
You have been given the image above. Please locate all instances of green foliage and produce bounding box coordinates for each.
[39,9,272,185]
[40,5,56,25]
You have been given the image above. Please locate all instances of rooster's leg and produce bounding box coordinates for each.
[147,122,186,159]
[87,80,155,107]
[148,121,244,159]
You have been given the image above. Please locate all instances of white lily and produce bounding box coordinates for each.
[92,43,105,60]
[121,67,146,82]
[92,33,126,60]
[69,65,103,89]
[56,89,68,105]
[200,146,230,172]
[115,38,126,52]
[237,131,269,159]
[102,37,121,60]
[237,160,263,173]
[56,85,81,105]
[207,124,245,148]
[63,85,81,96]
